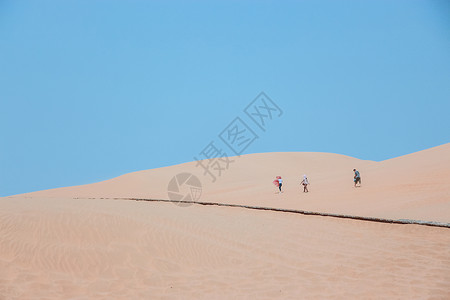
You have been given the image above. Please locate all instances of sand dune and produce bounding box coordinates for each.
[1,197,449,299]
[15,143,450,223]
[2,144,449,299]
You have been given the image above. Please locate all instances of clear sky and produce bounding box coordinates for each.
[1,0,449,196]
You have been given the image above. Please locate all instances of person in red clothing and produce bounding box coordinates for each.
[273,176,283,194]
[277,176,283,193]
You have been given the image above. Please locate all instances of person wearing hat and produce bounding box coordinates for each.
[301,174,309,193]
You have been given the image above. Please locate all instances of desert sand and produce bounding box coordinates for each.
[1,143,449,299]
[15,143,450,222]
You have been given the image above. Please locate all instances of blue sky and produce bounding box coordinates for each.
[1,0,449,196]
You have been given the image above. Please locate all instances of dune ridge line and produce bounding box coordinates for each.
[76,197,450,229]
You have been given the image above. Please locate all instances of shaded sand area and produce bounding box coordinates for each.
[1,197,449,299]
[16,143,450,223]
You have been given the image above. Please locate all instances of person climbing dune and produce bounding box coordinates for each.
[301,174,309,193]
[353,169,361,187]
[273,176,283,194]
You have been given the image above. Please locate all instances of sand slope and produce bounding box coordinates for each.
[1,197,449,299]
[15,143,450,223]
[1,144,450,299]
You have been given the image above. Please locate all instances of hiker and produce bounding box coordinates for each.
[353,169,361,187]
[301,174,309,192]
[277,176,283,193]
